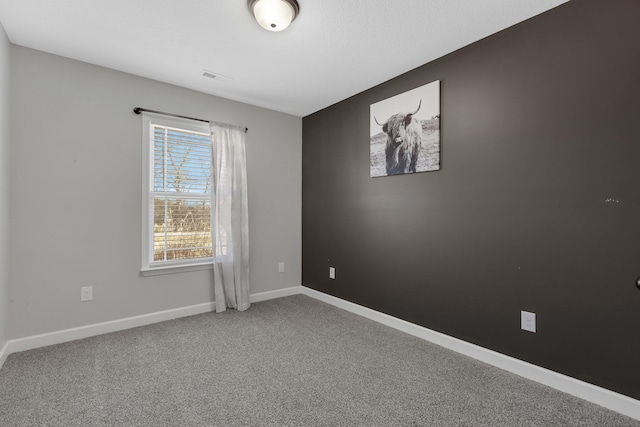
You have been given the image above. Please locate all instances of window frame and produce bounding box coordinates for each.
[140,112,214,275]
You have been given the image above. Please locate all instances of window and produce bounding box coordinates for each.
[141,113,213,273]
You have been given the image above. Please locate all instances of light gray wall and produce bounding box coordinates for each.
[9,46,301,339]
[0,23,10,347]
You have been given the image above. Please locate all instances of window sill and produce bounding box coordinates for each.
[141,262,213,277]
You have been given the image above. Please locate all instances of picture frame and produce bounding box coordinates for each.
[370,80,440,177]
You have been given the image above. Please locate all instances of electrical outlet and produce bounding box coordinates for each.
[329,267,336,279]
[278,262,285,273]
[521,310,536,333]
[81,286,93,302]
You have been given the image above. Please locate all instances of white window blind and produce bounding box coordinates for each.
[141,113,215,272]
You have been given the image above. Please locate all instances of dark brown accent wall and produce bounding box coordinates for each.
[302,0,640,399]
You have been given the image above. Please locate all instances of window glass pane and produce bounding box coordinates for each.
[153,197,212,262]
[153,126,211,194]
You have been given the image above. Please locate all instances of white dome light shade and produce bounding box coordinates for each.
[251,0,299,32]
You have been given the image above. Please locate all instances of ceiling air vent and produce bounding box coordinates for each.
[202,70,233,83]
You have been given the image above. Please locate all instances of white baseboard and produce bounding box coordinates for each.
[300,286,640,421]
[0,340,9,368]
[3,285,302,358]
[250,285,302,303]
[7,301,216,355]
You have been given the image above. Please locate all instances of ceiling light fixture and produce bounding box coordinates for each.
[250,0,299,32]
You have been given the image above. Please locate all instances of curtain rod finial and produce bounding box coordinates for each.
[133,107,142,115]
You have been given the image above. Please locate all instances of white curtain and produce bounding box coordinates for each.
[210,122,250,313]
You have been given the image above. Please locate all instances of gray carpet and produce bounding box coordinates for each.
[0,294,637,426]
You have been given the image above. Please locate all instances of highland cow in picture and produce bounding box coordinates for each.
[370,80,440,177]
[375,100,423,175]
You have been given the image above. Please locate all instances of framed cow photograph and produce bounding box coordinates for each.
[370,80,440,177]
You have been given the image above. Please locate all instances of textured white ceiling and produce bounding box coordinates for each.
[0,0,569,117]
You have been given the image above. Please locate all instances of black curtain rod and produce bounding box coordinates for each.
[133,107,248,133]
